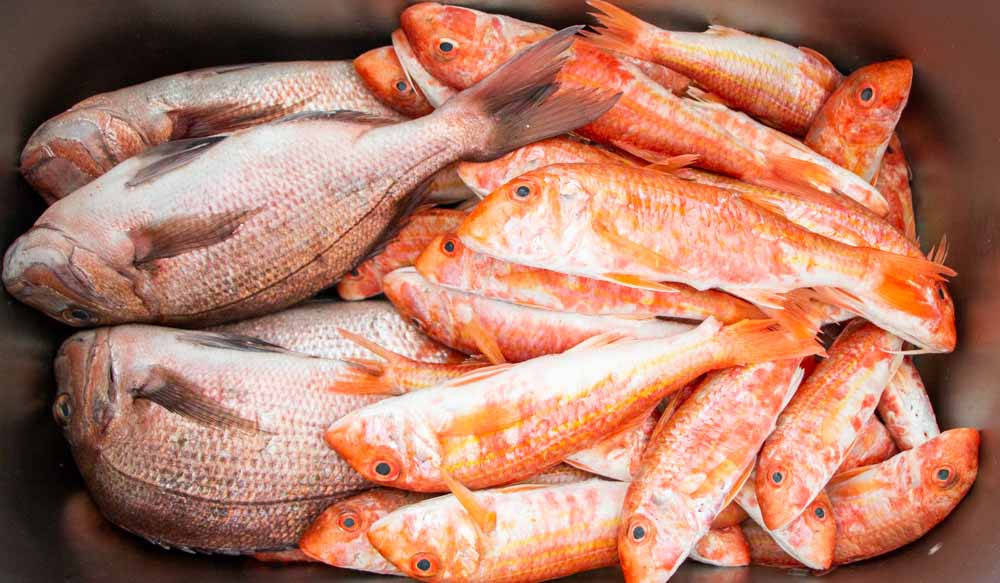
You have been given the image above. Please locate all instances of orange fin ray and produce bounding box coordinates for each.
[464,316,507,365]
[723,288,824,340]
[440,467,496,533]
[583,0,653,60]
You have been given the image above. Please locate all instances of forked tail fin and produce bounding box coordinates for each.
[719,319,826,366]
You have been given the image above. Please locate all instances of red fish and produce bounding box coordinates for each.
[689,526,751,568]
[836,414,899,473]
[354,46,434,117]
[877,134,917,238]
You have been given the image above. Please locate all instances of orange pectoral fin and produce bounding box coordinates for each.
[464,316,507,365]
[441,467,496,533]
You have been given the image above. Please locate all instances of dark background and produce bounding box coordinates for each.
[1,1,997,581]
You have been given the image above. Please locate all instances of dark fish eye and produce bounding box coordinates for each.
[395,80,408,92]
[416,558,431,571]
[53,393,73,426]
[63,307,93,323]
[771,471,783,484]
[632,525,646,540]
[374,461,394,477]
[516,185,531,198]
[349,268,360,277]
[343,517,355,527]
[410,317,424,329]
[411,553,438,576]
[860,87,874,102]
[443,239,456,254]
[338,511,360,531]
[937,468,950,481]
[814,506,826,519]
[439,40,454,53]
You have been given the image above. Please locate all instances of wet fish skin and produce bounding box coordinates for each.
[4,28,620,328]
[755,321,903,531]
[564,410,660,481]
[837,414,899,473]
[53,325,387,554]
[741,521,807,569]
[877,135,916,238]
[354,46,434,118]
[877,358,940,450]
[21,61,405,203]
[804,60,913,183]
[689,526,750,567]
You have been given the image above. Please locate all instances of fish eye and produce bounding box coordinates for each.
[858,86,875,104]
[347,268,361,278]
[771,471,784,485]
[395,80,409,93]
[410,552,440,576]
[410,317,425,329]
[812,505,827,520]
[53,393,73,427]
[627,517,653,544]
[516,185,531,197]
[934,465,957,487]
[441,237,458,255]
[338,510,361,532]
[437,38,458,55]
[371,459,400,481]
[937,284,947,300]
[62,307,94,324]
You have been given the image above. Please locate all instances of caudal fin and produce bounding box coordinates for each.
[719,319,826,365]
[449,26,621,160]
[582,1,658,61]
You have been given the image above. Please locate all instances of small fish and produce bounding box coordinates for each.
[584,0,842,135]
[52,325,389,553]
[877,358,940,450]
[4,28,620,328]
[326,317,821,492]
[564,410,660,481]
[391,29,458,107]
[618,360,804,582]
[734,471,835,570]
[21,61,406,203]
[755,321,903,531]
[337,208,466,300]
[416,234,764,324]
[689,526,751,568]
[252,549,316,563]
[382,267,694,364]
[837,414,899,473]
[827,428,979,564]
[459,163,953,348]
[210,299,464,364]
[398,3,887,214]
[877,135,916,238]
[354,46,434,117]
[804,60,913,182]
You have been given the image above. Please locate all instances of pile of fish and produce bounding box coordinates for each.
[5,1,976,581]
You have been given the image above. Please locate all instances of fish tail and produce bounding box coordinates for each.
[448,26,621,160]
[582,1,659,61]
[719,319,826,366]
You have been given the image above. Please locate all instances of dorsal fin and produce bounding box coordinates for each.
[127,135,227,187]
[275,110,401,126]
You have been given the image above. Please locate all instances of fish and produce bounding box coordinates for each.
[583,0,842,136]
[391,29,458,107]
[382,267,694,363]
[458,163,953,347]
[337,208,466,300]
[827,428,979,564]
[415,234,764,324]
[804,60,913,183]
[398,3,887,213]
[877,358,940,450]
[354,46,434,117]
[734,472,835,570]
[210,299,464,364]
[755,321,903,531]
[326,317,821,492]
[711,503,750,530]
[52,325,388,554]
[20,61,406,204]
[671,167,955,352]
[618,360,805,582]
[564,410,660,481]
[689,526,751,568]
[252,549,316,563]
[836,414,899,473]
[877,135,917,238]
[4,28,620,328]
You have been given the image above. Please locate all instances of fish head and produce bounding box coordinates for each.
[336,263,381,301]
[923,280,957,352]
[325,399,446,491]
[781,491,836,569]
[400,2,552,89]
[458,166,585,268]
[381,267,442,335]
[354,45,434,118]
[414,234,475,288]
[754,447,816,531]
[618,489,698,583]
[367,496,482,581]
[3,225,151,326]
[917,428,980,508]
[455,138,607,197]
[831,59,913,147]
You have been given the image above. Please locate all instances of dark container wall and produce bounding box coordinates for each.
[1,1,997,581]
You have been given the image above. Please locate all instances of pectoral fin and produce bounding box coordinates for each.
[134,367,263,434]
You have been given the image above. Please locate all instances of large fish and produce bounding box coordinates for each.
[353,46,434,118]
[398,3,888,213]
[52,325,387,554]
[583,1,842,135]
[618,360,804,582]
[3,28,619,328]
[21,61,406,203]
[755,321,903,530]
[459,163,954,349]
[415,234,764,324]
[382,267,693,363]
[877,358,940,450]
[325,317,820,492]
[804,60,913,183]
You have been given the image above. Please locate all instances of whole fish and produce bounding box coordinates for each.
[734,472,835,570]
[398,3,887,212]
[354,46,434,118]
[837,414,899,473]
[618,360,804,582]
[689,526,750,568]
[383,267,693,364]
[672,167,955,352]
[877,358,940,450]
[459,163,953,348]
[392,29,458,107]
[337,208,466,300]
[52,325,387,554]
[3,28,619,328]
[584,1,842,135]
[326,317,821,492]
[877,135,916,238]
[416,234,764,324]
[827,428,979,564]
[755,321,903,531]
[210,299,463,364]
[21,61,405,203]
[564,410,660,481]
[804,60,913,182]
